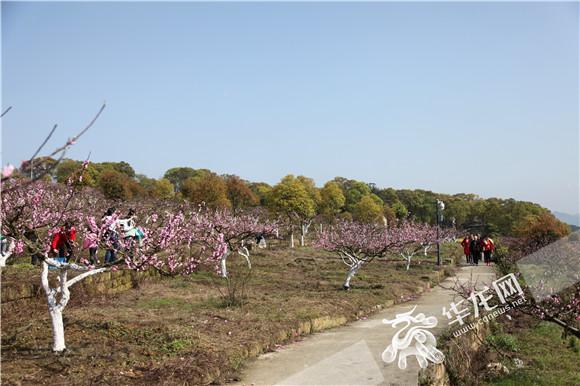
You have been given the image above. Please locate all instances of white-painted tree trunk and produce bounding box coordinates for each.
[0,237,15,269]
[290,232,295,248]
[49,308,66,352]
[40,258,107,352]
[343,261,363,289]
[220,248,252,278]
[220,250,231,278]
[400,252,414,271]
[238,247,251,270]
[42,262,71,352]
[300,221,312,247]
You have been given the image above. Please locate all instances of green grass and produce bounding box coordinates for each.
[162,339,193,354]
[485,334,519,352]
[488,322,580,386]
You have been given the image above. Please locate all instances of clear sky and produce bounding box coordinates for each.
[2,2,578,214]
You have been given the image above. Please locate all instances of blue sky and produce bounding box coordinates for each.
[2,2,578,213]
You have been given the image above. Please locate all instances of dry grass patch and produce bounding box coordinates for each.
[2,245,460,385]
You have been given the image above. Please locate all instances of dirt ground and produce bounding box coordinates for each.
[1,246,457,385]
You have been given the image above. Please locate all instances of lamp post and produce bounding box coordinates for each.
[436,199,445,266]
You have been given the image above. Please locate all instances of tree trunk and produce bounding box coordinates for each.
[220,250,231,278]
[300,222,311,247]
[49,307,66,352]
[238,247,251,270]
[39,259,107,353]
[290,232,295,248]
[42,261,70,352]
[0,237,15,268]
[343,261,363,289]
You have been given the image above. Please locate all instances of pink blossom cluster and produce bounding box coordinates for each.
[314,220,453,262]
[2,179,278,279]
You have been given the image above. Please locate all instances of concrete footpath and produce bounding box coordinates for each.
[234,265,495,386]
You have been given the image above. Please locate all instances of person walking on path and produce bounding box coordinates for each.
[461,235,472,264]
[469,234,480,265]
[483,236,495,266]
[476,235,486,266]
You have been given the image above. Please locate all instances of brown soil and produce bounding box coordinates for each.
[2,247,458,385]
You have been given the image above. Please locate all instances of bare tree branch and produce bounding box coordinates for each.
[45,103,106,159]
[28,124,58,163]
[1,103,106,189]
[1,106,12,118]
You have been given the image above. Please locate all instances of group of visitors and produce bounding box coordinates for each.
[48,207,142,265]
[461,234,495,266]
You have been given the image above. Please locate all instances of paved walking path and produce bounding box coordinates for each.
[234,265,495,386]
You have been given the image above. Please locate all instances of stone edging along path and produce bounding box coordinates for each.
[232,265,495,386]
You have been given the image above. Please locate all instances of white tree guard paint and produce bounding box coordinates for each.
[344,261,363,289]
[220,250,231,278]
[220,247,252,278]
[300,221,312,247]
[0,238,15,269]
[238,247,251,270]
[40,258,107,352]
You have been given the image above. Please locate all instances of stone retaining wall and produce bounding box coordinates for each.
[1,268,159,306]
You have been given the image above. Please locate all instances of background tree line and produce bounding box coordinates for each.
[19,157,569,238]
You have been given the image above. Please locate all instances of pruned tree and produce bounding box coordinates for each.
[0,105,219,352]
[314,220,433,289]
[196,209,278,278]
[1,105,113,351]
[397,222,455,270]
[191,208,279,306]
[492,235,580,339]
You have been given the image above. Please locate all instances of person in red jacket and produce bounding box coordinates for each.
[51,221,77,262]
[483,236,495,266]
[461,235,472,264]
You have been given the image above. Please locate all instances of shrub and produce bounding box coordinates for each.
[486,333,519,352]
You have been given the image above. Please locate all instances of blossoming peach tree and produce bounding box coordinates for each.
[313,220,455,289]
[2,180,280,353]
[0,105,278,351]
[188,208,279,305]
[492,238,580,338]
[397,222,456,270]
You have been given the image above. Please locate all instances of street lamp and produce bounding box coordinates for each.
[436,199,445,266]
